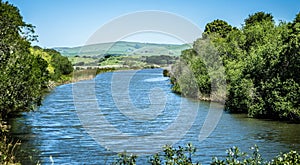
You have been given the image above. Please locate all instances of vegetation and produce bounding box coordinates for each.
[31,46,73,82]
[170,11,300,122]
[149,143,198,165]
[0,2,42,118]
[0,1,73,164]
[97,55,178,69]
[212,145,300,165]
[113,144,300,165]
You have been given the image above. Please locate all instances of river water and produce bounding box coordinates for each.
[10,68,300,164]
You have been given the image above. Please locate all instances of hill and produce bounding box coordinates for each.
[54,41,190,67]
[54,41,191,57]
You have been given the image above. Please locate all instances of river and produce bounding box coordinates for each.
[10,68,300,164]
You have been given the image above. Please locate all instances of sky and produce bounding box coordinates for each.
[6,0,300,48]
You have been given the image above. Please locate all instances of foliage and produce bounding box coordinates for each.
[212,146,300,165]
[171,11,300,121]
[30,46,55,74]
[0,1,49,118]
[249,78,300,120]
[0,1,73,163]
[113,152,137,165]
[232,12,299,121]
[97,55,177,69]
[171,49,201,97]
[244,12,274,27]
[31,46,74,81]
[269,150,300,165]
[113,144,300,165]
[170,39,226,101]
[211,145,263,165]
[149,143,199,165]
[100,56,123,66]
[44,48,73,80]
[203,19,234,38]
[225,78,254,113]
[0,122,21,165]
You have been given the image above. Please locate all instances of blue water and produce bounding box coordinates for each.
[10,68,300,164]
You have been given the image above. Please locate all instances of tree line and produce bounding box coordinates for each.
[171,11,300,122]
[0,1,73,119]
[1,1,73,163]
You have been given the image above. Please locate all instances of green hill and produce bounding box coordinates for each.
[54,41,191,57]
[54,41,191,67]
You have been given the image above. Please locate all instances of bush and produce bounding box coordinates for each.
[113,144,300,165]
[113,152,137,165]
[269,150,300,165]
[149,143,198,165]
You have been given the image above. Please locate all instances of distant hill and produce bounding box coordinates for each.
[54,41,191,57]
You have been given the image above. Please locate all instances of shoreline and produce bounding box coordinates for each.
[65,66,165,85]
[163,68,226,103]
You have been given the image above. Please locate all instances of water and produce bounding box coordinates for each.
[10,68,300,164]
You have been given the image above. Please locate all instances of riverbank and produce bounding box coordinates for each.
[66,64,162,85]
[164,65,299,123]
[163,68,222,103]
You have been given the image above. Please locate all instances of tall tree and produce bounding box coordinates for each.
[0,1,48,118]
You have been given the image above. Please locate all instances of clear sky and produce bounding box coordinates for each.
[6,0,300,48]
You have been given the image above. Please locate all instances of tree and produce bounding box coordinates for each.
[279,12,300,82]
[170,38,226,101]
[44,48,73,80]
[0,1,33,65]
[244,11,274,27]
[0,1,48,118]
[203,19,234,38]
[174,11,300,121]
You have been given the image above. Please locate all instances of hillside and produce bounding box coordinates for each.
[54,41,190,67]
[54,41,191,57]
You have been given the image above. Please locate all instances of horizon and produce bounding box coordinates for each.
[6,0,300,48]
[52,40,191,49]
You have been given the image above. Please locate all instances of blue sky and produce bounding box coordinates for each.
[7,0,300,48]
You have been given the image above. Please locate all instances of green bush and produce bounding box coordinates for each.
[149,143,198,165]
[113,144,300,165]
[113,152,137,165]
[269,150,300,165]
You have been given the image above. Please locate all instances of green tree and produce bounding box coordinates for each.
[279,12,300,82]
[174,12,300,121]
[44,48,73,80]
[170,38,226,101]
[244,11,274,27]
[0,1,48,118]
[203,19,234,38]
